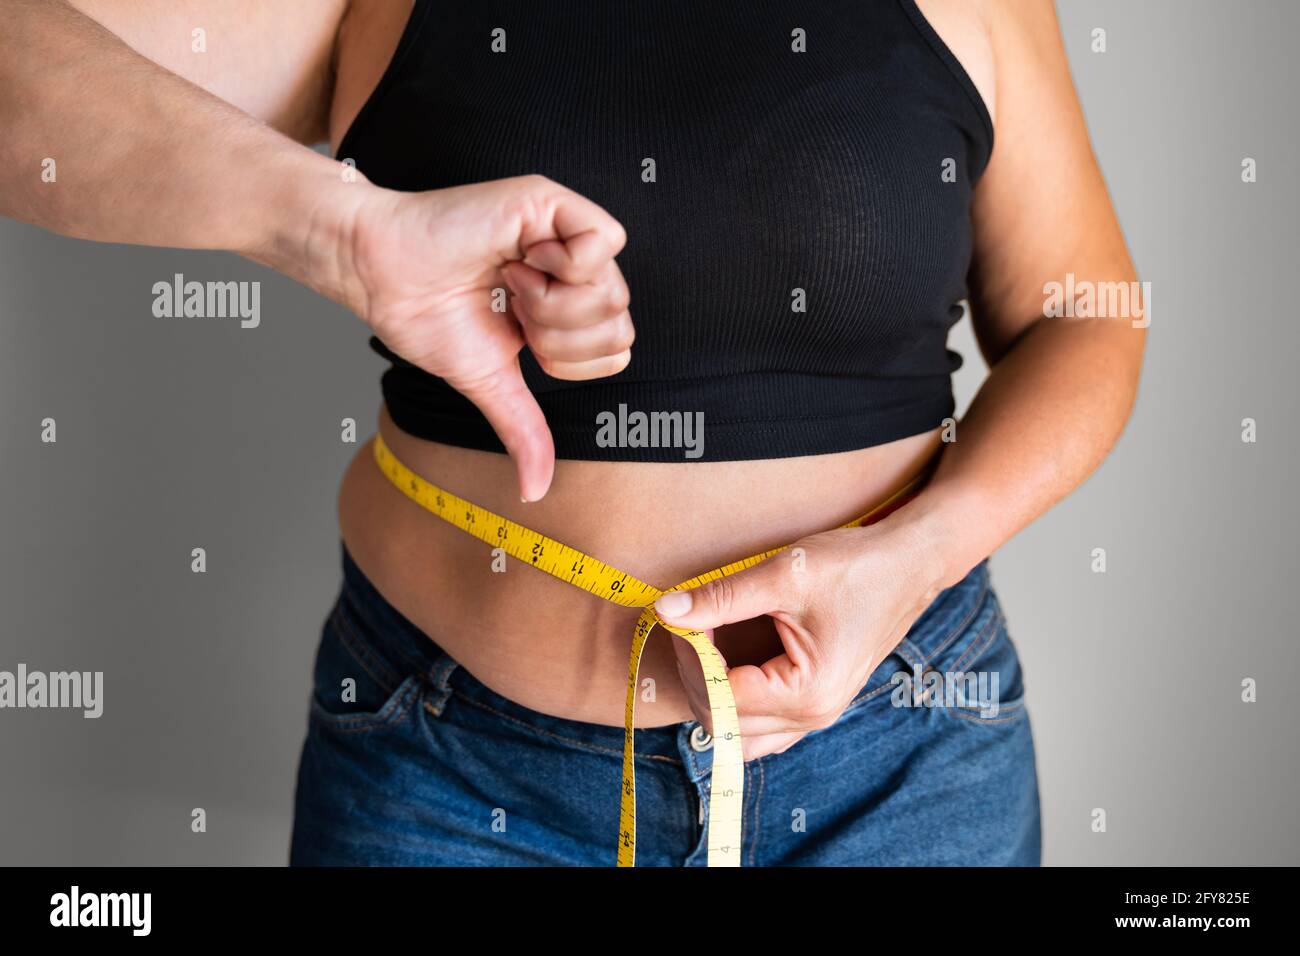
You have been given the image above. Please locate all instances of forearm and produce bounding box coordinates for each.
[0,0,365,307]
[890,316,1146,592]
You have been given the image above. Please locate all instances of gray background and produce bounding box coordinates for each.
[1,0,1296,865]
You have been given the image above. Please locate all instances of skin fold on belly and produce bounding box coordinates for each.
[337,406,941,727]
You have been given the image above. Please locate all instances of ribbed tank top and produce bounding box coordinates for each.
[339,0,994,461]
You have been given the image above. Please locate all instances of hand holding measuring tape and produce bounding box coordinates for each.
[373,436,935,866]
[658,519,947,761]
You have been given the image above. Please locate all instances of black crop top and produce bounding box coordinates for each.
[339,0,994,461]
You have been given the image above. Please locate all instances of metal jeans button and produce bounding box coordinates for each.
[689,724,713,752]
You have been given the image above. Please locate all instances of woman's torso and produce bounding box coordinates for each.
[329,0,994,727]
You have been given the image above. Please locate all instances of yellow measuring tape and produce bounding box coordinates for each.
[372,433,929,866]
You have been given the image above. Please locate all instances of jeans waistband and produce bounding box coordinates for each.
[337,543,688,761]
[335,540,991,765]
[339,543,457,692]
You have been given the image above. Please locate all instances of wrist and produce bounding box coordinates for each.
[878,483,993,597]
[241,150,381,317]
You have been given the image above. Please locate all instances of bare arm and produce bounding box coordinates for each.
[908,0,1147,589]
[0,0,359,303]
[0,0,632,500]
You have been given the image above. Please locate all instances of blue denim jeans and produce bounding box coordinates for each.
[290,545,1041,866]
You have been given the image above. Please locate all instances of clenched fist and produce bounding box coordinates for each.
[341,174,632,501]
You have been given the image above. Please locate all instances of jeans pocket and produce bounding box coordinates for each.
[927,594,1027,727]
[845,564,1028,726]
[307,594,426,733]
[843,561,993,713]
